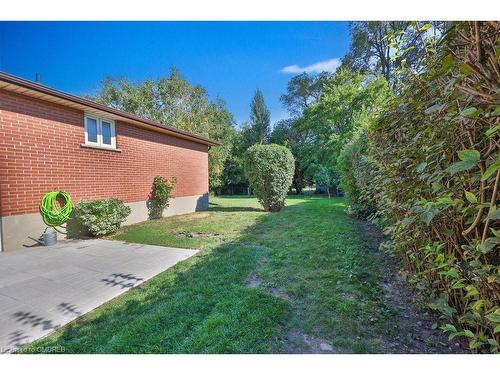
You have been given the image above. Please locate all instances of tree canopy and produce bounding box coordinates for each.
[342,21,449,89]
[294,68,391,177]
[280,72,330,116]
[91,68,235,190]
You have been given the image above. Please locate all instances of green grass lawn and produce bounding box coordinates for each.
[25,196,396,353]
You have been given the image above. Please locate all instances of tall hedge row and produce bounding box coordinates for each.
[366,22,499,352]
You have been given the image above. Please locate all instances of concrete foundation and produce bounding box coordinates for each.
[0,194,208,252]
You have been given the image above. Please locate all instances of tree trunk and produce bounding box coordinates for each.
[293,181,303,195]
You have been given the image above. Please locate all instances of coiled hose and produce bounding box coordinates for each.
[39,191,73,233]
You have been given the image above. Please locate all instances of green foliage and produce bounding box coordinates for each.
[269,119,311,194]
[284,68,389,212]
[244,144,295,211]
[367,22,499,352]
[295,68,391,173]
[337,128,378,218]
[91,68,235,191]
[219,129,247,192]
[280,72,330,116]
[244,89,271,147]
[75,198,131,236]
[342,21,449,89]
[207,100,236,190]
[271,22,498,352]
[148,176,177,219]
[217,90,272,194]
[314,166,339,198]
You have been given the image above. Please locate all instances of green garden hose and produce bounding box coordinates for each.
[39,191,73,233]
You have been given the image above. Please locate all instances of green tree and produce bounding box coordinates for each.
[219,129,248,194]
[314,166,338,198]
[280,72,330,116]
[295,68,391,171]
[342,21,449,89]
[206,99,236,190]
[91,68,235,191]
[269,119,310,194]
[245,89,270,146]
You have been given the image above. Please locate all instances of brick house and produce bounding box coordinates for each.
[0,72,220,251]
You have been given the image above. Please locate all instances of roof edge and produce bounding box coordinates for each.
[0,71,222,146]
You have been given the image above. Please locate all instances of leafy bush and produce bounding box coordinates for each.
[368,22,499,352]
[148,176,176,219]
[75,198,131,236]
[337,128,378,218]
[244,144,295,212]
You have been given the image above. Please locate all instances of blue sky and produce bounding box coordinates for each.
[0,21,350,126]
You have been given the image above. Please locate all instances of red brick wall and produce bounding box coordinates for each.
[0,90,209,216]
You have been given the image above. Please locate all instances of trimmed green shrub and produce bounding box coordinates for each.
[244,144,295,212]
[148,176,177,219]
[75,198,131,236]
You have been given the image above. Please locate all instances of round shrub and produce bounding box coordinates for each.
[244,144,295,212]
[75,198,131,236]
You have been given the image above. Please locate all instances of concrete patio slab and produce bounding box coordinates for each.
[0,239,198,353]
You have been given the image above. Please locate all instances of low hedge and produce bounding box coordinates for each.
[75,198,131,236]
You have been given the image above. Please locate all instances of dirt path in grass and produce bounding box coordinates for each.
[355,220,469,354]
[246,214,469,354]
[267,218,470,354]
[245,260,342,354]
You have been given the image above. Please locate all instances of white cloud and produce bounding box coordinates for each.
[281,58,341,74]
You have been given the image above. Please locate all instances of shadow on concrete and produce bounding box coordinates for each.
[8,330,31,350]
[11,311,60,331]
[57,303,83,317]
[101,273,144,289]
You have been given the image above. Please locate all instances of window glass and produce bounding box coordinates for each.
[101,121,112,145]
[86,117,98,143]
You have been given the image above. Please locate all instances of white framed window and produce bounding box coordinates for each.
[84,115,116,148]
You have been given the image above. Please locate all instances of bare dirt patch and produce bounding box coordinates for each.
[246,272,262,288]
[266,287,291,301]
[245,256,291,301]
[176,231,221,239]
[245,254,267,289]
[282,329,347,354]
[173,212,211,222]
[355,219,469,353]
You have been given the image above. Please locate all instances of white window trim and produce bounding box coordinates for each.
[99,119,116,148]
[84,114,116,149]
[84,115,99,146]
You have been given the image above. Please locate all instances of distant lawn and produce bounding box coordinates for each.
[25,196,395,353]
